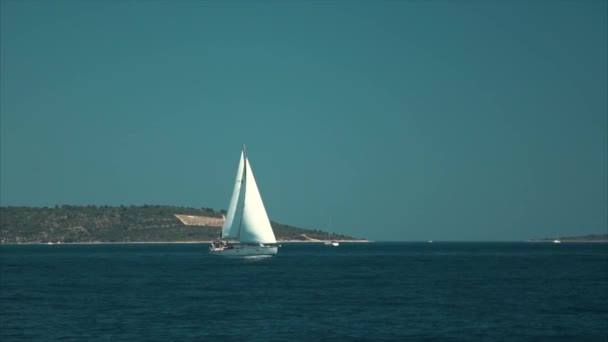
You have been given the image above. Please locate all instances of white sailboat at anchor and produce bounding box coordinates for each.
[324,232,339,247]
[209,145,278,257]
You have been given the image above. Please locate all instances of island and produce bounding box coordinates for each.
[527,234,608,243]
[0,205,367,244]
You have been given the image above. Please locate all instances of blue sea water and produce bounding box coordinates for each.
[1,242,607,341]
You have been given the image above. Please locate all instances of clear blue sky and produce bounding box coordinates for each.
[1,1,606,241]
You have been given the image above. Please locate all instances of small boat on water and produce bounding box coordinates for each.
[324,232,339,247]
[209,145,279,257]
[553,239,561,244]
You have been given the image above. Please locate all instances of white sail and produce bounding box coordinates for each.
[238,158,277,244]
[221,151,244,239]
[210,146,278,256]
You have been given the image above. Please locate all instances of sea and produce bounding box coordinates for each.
[1,242,607,341]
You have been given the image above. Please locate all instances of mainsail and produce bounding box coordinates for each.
[221,151,244,239]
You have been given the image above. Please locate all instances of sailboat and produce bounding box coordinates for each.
[324,232,339,247]
[209,146,279,257]
[323,216,339,246]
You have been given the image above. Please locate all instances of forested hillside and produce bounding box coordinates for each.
[0,205,359,243]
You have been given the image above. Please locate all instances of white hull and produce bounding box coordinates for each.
[209,245,278,257]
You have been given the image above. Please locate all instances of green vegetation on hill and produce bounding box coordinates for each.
[0,205,360,243]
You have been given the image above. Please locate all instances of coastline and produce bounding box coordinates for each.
[7,240,608,245]
[526,240,608,243]
[0,239,371,245]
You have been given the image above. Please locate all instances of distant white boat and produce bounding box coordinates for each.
[324,232,339,247]
[553,239,561,244]
[209,146,278,257]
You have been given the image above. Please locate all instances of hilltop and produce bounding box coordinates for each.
[0,205,363,244]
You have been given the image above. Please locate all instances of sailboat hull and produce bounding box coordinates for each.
[209,245,278,257]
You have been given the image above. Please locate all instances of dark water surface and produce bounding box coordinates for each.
[1,242,607,341]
